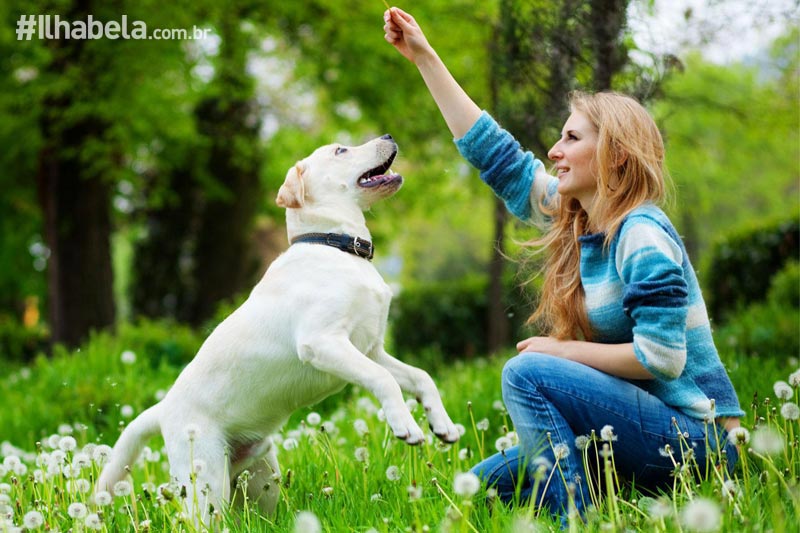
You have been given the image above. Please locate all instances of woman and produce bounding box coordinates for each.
[383,6,743,523]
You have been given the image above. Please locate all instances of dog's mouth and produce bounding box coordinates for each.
[357,150,402,188]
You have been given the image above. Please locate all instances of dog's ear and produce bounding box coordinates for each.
[276,163,306,209]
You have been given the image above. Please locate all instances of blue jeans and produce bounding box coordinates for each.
[472,353,738,524]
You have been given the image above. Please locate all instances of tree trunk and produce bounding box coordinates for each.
[36,0,116,347]
[487,197,510,353]
[590,0,628,91]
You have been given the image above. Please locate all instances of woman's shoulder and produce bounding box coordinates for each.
[615,204,685,266]
[619,204,679,238]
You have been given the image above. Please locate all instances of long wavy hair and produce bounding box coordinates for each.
[527,91,668,340]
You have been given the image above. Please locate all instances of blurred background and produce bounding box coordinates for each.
[0,0,797,363]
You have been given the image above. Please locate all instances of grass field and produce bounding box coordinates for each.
[0,322,797,532]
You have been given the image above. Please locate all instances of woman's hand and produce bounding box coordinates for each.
[516,336,569,357]
[515,338,656,380]
[383,7,433,64]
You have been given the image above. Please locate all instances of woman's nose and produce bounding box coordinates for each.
[547,143,561,161]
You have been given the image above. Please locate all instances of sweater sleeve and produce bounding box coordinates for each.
[616,216,689,380]
[454,111,557,222]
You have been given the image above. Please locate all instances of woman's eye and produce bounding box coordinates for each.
[567,133,578,141]
[335,147,348,155]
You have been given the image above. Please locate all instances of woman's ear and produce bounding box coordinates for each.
[276,163,306,208]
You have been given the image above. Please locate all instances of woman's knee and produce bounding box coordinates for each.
[502,352,568,391]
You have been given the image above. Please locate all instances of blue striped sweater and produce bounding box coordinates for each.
[455,111,743,419]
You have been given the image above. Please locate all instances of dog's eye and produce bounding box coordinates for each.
[335,147,348,155]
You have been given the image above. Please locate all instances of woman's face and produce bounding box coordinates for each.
[547,111,599,209]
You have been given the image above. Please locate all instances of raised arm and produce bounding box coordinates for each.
[383,7,481,139]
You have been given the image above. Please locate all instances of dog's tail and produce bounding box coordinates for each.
[95,403,162,493]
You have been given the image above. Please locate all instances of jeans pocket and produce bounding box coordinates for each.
[636,463,676,490]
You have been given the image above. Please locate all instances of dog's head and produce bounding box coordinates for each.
[276,135,403,211]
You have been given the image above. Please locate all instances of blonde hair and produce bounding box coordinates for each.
[527,91,668,340]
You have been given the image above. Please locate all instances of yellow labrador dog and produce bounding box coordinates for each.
[96,134,459,520]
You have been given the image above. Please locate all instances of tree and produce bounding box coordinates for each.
[131,4,265,325]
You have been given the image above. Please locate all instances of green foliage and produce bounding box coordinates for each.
[654,47,800,267]
[0,317,48,364]
[0,325,799,531]
[705,217,799,322]
[390,274,532,360]
[715,261,800,359]
[0,320,202,445]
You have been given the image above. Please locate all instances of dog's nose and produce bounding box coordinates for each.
[380,134,393,141]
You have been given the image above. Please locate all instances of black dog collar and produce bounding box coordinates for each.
[290,232,374,261]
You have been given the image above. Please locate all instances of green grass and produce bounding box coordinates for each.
[0,322,798,532]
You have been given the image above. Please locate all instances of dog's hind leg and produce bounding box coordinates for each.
[374,349,461,443]
[163,422,230,525]
[229,437,281,516]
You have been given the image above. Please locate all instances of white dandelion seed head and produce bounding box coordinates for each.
[476,418,490,431]
[773,380,793,400]
[73,478,91,493]
[293,511,321,533]
[646,497,673,520]
[370,493,382,502]
[453,471,481,497]
[23,510,44,529]
[0,483,10,493]
[92,445,112,465]
[356,396,378,414]
[68,502,88,519]
[376,408,386,422]
[751,427,784,456]
[385,465,401,481]
[320,421,337,435]
[532,456,553,470]
[13,463,27,476]
[58,423,74,435]
[94,490,112,506]
[600,425,617,442]
[354,418,369,435]
[727,427,750,446]
[495,436,513,452]
[0,465,7,478]
[120,405,134,418]
[306,412,321,426]
[780,402,800,420]
[458,448,471,461]
[553,443,570,460]
[120,350,137,365]
[2,455,20,469]
[722,479,741,499]
[192,459,207,475]
[321,486,334,496]
[113,479,132,497]
[405,398,418,412]
[354,447,369,463]
[282,438,298,451]
[47,450,67,466]
[184,423,201,441]
[506,431,519,445]
[72,452,91,469]
[492,400,506,412]
[789,369,800,387]
[454,423,466,437]
[407,484,422,501]
[84,513,103,530]
[574,435,591,451]
[681,497,721,532]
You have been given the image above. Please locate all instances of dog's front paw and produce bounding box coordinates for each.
[427,411,461,443]
[385,407,425,445]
